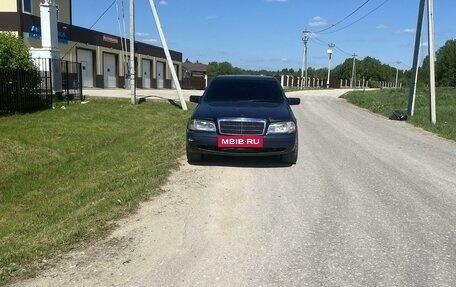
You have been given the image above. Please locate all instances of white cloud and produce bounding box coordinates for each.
[136,32,149,36]
[206,16,217,20]
[142,38,158,43]
[309,16,327,27]
[264,0,288,2]
[376,24,388,29]
[159,0,168,5]
[401,28,416,33]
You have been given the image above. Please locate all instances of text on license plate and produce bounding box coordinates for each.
[217,136,264,148]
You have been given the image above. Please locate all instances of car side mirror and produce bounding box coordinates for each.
[189,95,202,103]
[287,97,300,105]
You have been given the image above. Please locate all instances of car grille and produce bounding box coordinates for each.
[218,118,266,135]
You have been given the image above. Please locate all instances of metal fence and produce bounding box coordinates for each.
[33,58,84,102]
[1,59,83,115]
[60,60,83,102]
[0,68,53,114]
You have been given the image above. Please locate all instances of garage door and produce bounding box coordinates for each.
[77,49,94,88]
[142,59,151,89]
[103,53,117,88]
[157,61,164,89]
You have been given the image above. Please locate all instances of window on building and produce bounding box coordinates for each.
[22,0,32,14]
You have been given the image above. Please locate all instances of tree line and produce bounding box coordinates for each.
[206,39,456,88]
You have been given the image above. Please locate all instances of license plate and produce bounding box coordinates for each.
[218,136,264,148]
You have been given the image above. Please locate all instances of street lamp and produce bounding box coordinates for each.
[326,43,335,89]
[300,30,310,89]
[301,29,310,89]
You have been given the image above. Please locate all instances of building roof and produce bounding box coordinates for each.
[182,59,207,73]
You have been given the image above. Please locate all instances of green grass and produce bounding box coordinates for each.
[347,87,456,141]
[0,99,194,285]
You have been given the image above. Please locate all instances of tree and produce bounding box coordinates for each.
[0,32,35,70]
[332,58,353,80]
[435,39,456,87]
[306,67,327,80]
[417,55,430,87]
[281,68,297,75]
[360,57,386,81]
[207,61,237,77]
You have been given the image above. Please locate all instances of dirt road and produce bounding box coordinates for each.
[12,89,456,286]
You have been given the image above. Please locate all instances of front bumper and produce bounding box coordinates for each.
[186,130,298,157]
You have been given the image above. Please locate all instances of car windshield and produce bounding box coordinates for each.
[203,78,285,103]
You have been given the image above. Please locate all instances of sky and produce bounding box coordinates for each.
[71,0,456,72]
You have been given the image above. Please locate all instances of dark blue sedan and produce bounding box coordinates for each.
[186,75,300,164]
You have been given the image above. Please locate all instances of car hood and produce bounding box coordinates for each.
[191,101,294,122]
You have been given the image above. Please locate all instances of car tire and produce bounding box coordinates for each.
[281,144,298,164]
[186,148,202,163]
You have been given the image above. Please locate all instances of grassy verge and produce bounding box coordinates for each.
[346,87,456,141]
[0,99,194,285]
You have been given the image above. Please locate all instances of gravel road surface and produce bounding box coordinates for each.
[11,89,456,287]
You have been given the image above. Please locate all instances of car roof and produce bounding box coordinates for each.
[213,75,277,81]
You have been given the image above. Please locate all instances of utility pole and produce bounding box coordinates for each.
[395,66,399,88]
[350,54,357,88]
[408,0,425,116]
[395,62,401,88]
[326,43,335,89]
[300,30,310,89]
[129,0,136,104]
[300,33,305,89]
[147,0,187,110]
[427,0,436,124]
[408,0,436,124]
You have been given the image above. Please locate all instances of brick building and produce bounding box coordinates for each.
[0,0,183,89]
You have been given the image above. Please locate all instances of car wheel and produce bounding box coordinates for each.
[186,148,202,163]
[281,144,298,164]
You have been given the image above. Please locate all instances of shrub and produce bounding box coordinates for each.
[0,32,36,70]
[0,33,50,114]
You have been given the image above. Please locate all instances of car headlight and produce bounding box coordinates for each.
[267,121,296,134]
[188,119,217,132]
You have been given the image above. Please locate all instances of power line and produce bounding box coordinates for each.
[309,36,329,48]
[86,1,117,30]
[335,46,352,57]
[313,0,372,34]
[304,0,391,70]
[310,36,355,58]
[61,0,116,59]
[319,0,390,35]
